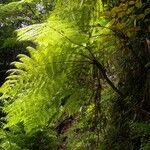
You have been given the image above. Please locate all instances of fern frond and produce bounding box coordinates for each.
[1,0,107,133]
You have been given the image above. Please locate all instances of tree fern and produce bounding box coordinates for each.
[0,2,126,150]
[1,0,111,134]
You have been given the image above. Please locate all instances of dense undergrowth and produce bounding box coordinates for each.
[0,0,150,149]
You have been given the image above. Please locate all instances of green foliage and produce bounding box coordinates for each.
[1,0,106,133]
[0,125,58,150]
[0,0,150,149]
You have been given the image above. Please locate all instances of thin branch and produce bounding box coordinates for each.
[50,26,87,49]
[85,46,124,96]
[91,33,114,38]
[93,58,124,97]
